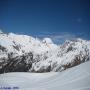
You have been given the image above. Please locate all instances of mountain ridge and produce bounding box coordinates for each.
[0,31,90,73]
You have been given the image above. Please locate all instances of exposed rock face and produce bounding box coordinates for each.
[0,52,33,73]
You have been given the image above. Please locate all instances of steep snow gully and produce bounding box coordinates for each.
[0,60,90,90]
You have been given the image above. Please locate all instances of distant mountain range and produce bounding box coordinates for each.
[0,31,90,74]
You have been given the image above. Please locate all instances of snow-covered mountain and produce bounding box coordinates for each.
[0,31,90,73]
[0,31,57,54]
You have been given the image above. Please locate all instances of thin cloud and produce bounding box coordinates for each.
[37,32,80,44]
[50,33,77,44]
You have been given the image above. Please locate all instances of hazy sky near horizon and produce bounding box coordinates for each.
[0,0,90,43]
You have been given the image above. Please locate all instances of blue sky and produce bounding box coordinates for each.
[0,0,90,43]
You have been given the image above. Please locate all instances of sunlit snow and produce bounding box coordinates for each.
[0,60,90,90]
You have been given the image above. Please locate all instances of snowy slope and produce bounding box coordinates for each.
[0,60,90,90]
[30,39,90,72]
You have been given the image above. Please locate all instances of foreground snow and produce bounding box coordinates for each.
[0,60,90,90]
